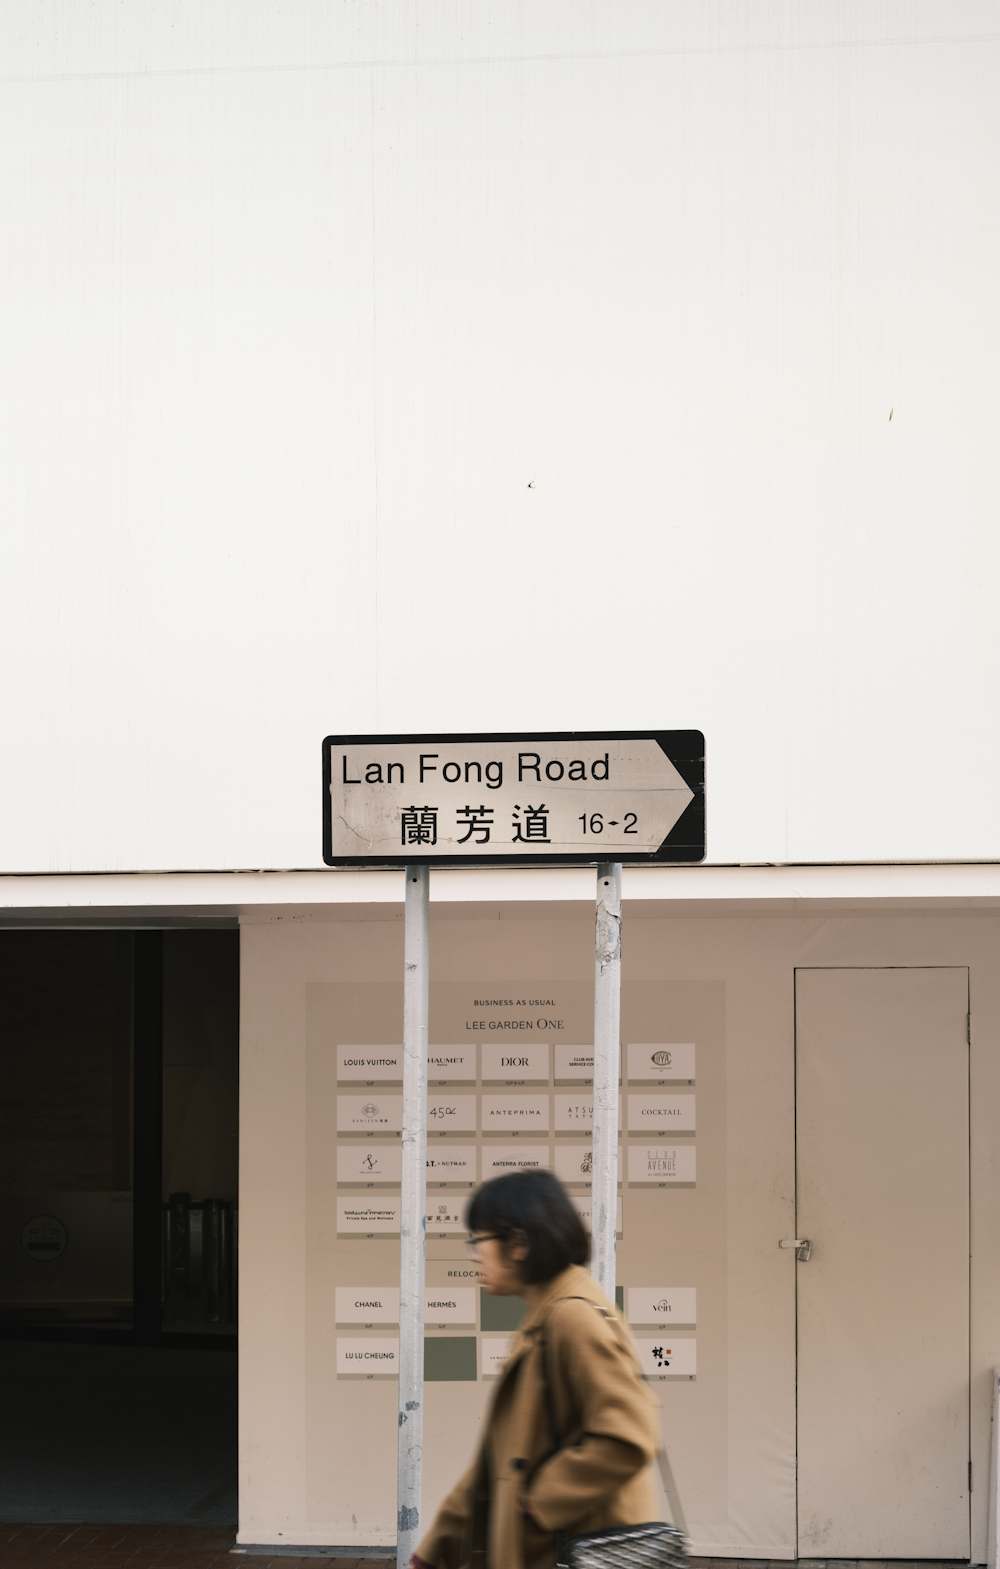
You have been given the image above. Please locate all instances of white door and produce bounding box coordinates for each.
[795,967,970,1559]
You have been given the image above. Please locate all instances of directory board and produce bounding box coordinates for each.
[305,980,720,1402]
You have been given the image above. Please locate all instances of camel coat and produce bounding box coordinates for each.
[416,1266,662,1569]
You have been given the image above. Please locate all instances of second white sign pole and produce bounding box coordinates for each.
[397,864,429,1569]
[591,862,622,1301]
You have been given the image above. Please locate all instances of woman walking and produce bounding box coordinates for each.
[413,1170,662,1569]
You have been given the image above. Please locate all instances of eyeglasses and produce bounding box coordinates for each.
[465,1233,504,1255]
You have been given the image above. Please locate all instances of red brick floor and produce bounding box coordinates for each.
[0,1532,977,1569]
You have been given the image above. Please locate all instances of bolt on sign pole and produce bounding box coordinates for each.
[397,864,429,1569]
[591,862,622,1301]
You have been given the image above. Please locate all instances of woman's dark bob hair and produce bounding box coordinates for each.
[466,1169,590,1284]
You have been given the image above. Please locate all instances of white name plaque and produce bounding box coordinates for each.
[481,1094,549,1131]
[337,1096,403,1133]
[554,1095,622,1131]
[424,1287,476,1324]
[425,1198,467,1232]
[428,1047,476,1080]
[627,1287,697,1326]
[634,1337,696,1378]
[481,1144,551,1177]
[336,1287,400,1323]
[337,1199,401,1233]
[427,1094,477,1132]
[337,1337,399,1375]
[627,1094,695,1131]
[426,1145,477,1181]
[627,1145,696,1184]
[554,1045,594,1080]
[337,1144,402,1183]
[482,1042,549,1081]
[554,1144,597,1184]
[627,1043,695,1082]
[439,1263,484,1282]
[481,1337,514,1377]
[337,1047,402,1080]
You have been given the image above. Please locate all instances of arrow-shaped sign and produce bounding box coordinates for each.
[322,730,704,866]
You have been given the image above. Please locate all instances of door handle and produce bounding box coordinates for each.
[779,1238,812,1261]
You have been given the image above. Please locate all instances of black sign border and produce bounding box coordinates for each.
[322,729,705,868]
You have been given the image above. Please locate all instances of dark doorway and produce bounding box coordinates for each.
[0,1339,237,1523]
[0,928,239,1523]
[0,932,134,1328]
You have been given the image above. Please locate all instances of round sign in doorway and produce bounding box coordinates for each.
[21,1215,68,1261]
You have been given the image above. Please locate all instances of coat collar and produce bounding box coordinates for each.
[488,1266,607,1395]
[516,1264,605,1341]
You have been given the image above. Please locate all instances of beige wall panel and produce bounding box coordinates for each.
[239,906,1000,1561]
[626,915,797,1557]
[240,916,401,1546]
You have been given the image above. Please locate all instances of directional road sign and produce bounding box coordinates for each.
[322,730,704,867]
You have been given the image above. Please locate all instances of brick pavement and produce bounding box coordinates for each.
[0,1526,385,1569]
[0,1529,979,1569]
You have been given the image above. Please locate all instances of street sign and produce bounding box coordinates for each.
[320,733,705,1565]
[322,730,704,866]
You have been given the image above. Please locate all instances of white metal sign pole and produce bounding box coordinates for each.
[988,1365,1000,1568]
[397,864,429,1569]
[591,861,622,1301]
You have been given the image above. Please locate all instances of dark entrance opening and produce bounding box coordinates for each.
[0,928,239,1524]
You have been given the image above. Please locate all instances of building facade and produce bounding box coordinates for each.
[2,3,1000,1560]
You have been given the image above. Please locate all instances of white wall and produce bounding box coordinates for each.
[2,3,999,872]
